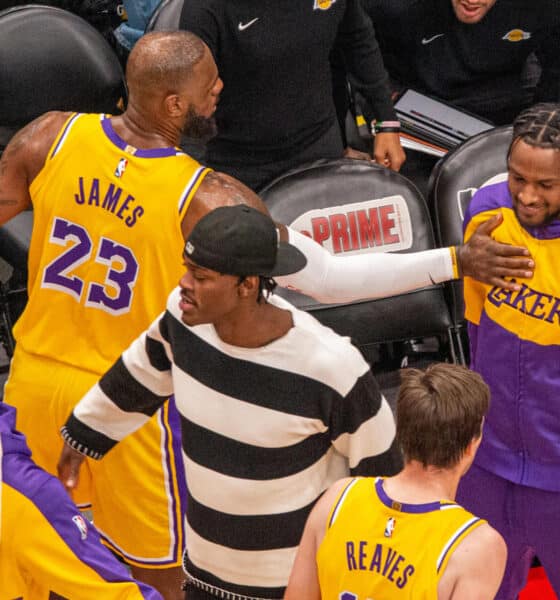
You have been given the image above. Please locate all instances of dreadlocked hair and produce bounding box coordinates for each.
[509,103,560,158]
[237,276,278,303]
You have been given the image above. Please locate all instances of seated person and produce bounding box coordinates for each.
[0,402,162,599]
[360,0,560,125]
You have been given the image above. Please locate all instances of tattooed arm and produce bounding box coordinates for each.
[0,111,71,225]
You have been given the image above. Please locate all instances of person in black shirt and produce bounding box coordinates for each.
[179,0,405,191]
[361,0,560,125]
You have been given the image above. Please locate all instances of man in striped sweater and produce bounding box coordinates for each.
[57,205,401,600]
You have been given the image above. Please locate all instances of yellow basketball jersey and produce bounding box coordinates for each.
[14,113,209,374]
[317,478,485,599]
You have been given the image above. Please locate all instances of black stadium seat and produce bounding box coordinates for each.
[0,4,127,360]
[260,158,462,364]
[0,4,126,151]
[428,125,512,360]
[146,0,184,32]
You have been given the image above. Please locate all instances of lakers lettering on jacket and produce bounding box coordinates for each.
[463,181,560,490]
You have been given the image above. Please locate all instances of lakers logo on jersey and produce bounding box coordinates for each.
[115,157,128,178]
[314,0,336,10]
[502,29,531,42]
[384,517,396,538]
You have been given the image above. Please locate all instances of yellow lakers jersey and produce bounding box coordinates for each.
[463,188,560,347]
[317,478,484,599]
[14,113,209,374]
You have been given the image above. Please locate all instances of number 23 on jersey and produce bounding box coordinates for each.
[41,217,139,315]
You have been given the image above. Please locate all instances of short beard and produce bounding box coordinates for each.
[182,106,218,143]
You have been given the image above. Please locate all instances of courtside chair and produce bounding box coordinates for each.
[0,4,126,363]
[428,125,512,363]
[259,158,462,366]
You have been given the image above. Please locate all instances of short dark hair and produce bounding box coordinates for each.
[508,102,560,158]
[396,363,490,469]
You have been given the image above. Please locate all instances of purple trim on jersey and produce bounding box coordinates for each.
[96,401,186,567]
[178,166,206,214]
[328,478,358,528]
[464,181,560,240]
[162,396,187,562]
[2,426,160,597]
[375,478,452,514]
[436,517,481,574]
[49,113,81,159]
[101,117,180,158]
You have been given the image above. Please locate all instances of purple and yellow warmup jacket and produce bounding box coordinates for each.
[0,403,162,599]
[463,181,560,491]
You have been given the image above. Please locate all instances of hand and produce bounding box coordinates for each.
[57,443,86,495]
[343,146,372,161]
[458,212,534,291]
[372,132,406,171]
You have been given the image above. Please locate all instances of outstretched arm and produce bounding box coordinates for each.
[184,172,534,305]
[0,111,71,224]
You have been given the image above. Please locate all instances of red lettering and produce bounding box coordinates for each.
[347,211,360,250]
[311,217,330,246]
[380,204,400,245]
[358,208,382,248]
[329,213,350,253]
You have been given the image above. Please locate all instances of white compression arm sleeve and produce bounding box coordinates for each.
[275,227,456,305]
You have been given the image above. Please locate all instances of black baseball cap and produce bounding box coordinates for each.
[184,205,307,277]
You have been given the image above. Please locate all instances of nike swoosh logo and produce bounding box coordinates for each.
[238,18,259,31]
[421,33,445,45]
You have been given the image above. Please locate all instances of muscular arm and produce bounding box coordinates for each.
[0,111,70,224]
[438,523,507,600]
[185,173,533,301]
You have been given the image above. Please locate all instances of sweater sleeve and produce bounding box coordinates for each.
[329,371,402,476]
[61,313,174,459]
[336,0,397,122]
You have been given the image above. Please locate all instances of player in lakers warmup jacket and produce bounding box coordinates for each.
[0,403,162,600]
[285,363,506,600]
[458,103,560,599]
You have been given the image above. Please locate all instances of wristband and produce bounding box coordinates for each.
[373,127,401,134]
[372,120,401,134]
[449,245,463,279]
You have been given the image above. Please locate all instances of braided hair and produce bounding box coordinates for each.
[509,103,560,158]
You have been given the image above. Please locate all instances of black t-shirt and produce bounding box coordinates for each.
[362,0,560,124]
[180,0,396,165]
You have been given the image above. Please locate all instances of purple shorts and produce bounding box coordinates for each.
[457,463,560,599]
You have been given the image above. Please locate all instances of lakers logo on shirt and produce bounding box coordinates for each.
[502,29,531,42]
[314,0,336,10]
